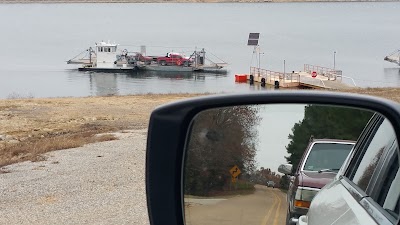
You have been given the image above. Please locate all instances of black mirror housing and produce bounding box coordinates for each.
[146,91,400,225]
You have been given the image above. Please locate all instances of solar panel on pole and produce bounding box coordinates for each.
[247,33,260,46]
[247,39,259,46]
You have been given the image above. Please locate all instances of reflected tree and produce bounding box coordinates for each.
[279,174,290,190]
[185,106,260,196]
[286,105,374,171]
[357,147,385,190]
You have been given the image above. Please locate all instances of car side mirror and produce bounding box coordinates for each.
[146,91,400,225]
[278,163,293,175]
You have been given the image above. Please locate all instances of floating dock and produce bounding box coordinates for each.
[246,64,357,90]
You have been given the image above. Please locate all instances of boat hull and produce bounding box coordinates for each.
[197,66,228,74]
[140,65,194,72]
[78,67,137,73]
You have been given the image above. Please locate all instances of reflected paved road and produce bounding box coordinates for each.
[185,185,287,225]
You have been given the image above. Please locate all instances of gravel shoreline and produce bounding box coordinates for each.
[0,129,149,225]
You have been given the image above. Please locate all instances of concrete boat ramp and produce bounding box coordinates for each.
[247,64,357,90]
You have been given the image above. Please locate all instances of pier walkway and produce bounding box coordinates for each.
[249,65,357,90]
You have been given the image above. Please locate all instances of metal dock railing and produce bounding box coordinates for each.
[249,65,357,90]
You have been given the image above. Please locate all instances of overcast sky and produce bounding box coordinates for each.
[255,104,305,174]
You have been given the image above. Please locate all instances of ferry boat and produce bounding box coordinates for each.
[67,41,228,73]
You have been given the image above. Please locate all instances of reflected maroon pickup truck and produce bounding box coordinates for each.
[278,138,355,225]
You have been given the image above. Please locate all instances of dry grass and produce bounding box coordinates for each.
[95,134,119,142]
[338,88,400,103]
[0,125,119,167]
[0,94,199,167]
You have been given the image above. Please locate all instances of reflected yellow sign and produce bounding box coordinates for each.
[229,165,241,178]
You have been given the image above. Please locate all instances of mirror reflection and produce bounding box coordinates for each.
[184,104,376,225]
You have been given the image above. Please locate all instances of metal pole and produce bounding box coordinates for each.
[334,51,336,71]
[89,47,92,64]
[253,46,256,68]
[284,60,286,81]
[258,46,261,73]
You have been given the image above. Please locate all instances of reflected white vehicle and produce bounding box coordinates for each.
[267,180,275,188]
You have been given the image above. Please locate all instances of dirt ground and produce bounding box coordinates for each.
[0,88,400,167]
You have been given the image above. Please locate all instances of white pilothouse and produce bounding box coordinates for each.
[67,41,138,72]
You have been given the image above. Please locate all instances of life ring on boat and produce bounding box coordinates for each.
[176,60,182,66]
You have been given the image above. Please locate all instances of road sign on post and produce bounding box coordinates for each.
[231,176,237,183]
[230,165,241,178]
[312,71,317,78]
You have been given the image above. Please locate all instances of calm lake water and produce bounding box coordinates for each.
[0,3,400,98]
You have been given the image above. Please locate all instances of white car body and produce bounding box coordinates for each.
[299,179,378,225]
[298,114,399,225]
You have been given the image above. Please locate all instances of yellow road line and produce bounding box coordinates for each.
[261,188,278,225]
[272,190,282,225]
